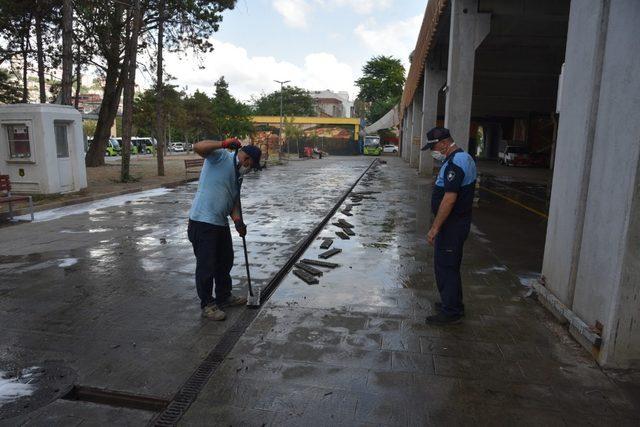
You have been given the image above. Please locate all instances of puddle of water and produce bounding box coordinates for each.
[16,188,171,223]
[57,258,79,268]
[473,265,508,275]
[0,368,37,404]
[59,228,112,234]
[517,272,539,287]
[470,224,491,244]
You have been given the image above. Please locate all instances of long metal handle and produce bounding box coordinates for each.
[233,147,253,297]
[241,235,253,297]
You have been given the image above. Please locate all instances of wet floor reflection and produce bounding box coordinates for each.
[0,157,371,398]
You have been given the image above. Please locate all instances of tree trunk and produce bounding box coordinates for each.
[85,58,127,167]
[35,11,46,104]
[74,44,82,109]
[21,37,28,103]
[60,0,73,105]
[85,6,126,167]
[155,0,166,176]
[120,1,142,182]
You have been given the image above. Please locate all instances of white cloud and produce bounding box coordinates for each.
[273,0,311,28]
[272,0,394,28]
[354,14,423,69]
[316,0,393,15]
[161,40,358,101]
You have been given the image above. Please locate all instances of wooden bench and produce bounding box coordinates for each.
[0,175,34,221]
[184,158,204,178]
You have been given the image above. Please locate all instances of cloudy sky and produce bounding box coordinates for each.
[138,0,426,102]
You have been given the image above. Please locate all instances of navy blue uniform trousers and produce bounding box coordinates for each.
[187,219,234,308]
[434,219,471,316]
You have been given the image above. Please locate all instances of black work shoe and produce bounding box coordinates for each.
[435,302,465,316]
[426,312,463,325]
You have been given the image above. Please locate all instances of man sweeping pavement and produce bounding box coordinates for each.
[187,138,262,320]
[422,127,477,325]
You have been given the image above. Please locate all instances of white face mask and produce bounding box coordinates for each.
[431,150,446,162]
[235,155,251,176]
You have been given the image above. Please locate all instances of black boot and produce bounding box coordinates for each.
[426,312,463,325]
[434,302,465,316]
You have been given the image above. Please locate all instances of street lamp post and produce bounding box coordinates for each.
[274,79,290,160]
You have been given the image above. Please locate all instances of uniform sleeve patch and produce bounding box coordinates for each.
[447,170,456,182]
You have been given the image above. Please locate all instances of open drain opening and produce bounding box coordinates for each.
[62,386,170,412]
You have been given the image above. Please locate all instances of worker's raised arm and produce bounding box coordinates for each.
[193,138,241,158]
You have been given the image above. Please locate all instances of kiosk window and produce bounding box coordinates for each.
[54,123,69,158]
[6,124,32,159]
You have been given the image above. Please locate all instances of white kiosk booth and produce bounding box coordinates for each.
[0,104,87,194]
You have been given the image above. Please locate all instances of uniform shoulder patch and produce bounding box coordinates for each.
[447,170,456,182]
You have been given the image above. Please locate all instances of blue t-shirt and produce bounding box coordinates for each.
[189,150,240,226]
[431,149,477,221]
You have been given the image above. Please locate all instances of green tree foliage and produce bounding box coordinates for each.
[253,85,316,116]
[80,0,238,166]
[183,90,216,140]
[211,76,253,138]
[355,55,405,124]
[133,83,187,140]
[131,78,254,142]
[0,69,22,103]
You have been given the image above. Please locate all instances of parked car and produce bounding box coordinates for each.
[170,142,186,152]
[383,144,398,153]
[498,145,529,166]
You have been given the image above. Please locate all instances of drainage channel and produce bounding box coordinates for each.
[150,158,378,426]
[62,386,170,412]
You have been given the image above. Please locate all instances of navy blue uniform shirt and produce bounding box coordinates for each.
[431,149,477,221]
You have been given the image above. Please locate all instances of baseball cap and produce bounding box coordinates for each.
[421,127,452,151]
[241,145,262,170]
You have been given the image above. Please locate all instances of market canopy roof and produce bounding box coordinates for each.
[364,105,400,135]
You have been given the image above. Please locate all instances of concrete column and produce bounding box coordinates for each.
[543,0,640,368]
[543,0,608,306]
[443,0,490,150]
[410,89,423,168]
[399,114,405,160]
[402,105,412,162]
[571,0,640,368]
[420,66,446,176]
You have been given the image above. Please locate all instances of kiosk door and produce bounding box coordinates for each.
[54,123,73,192]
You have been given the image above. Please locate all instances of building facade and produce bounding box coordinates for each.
[310,90,354,118]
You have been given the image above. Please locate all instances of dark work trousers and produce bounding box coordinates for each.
[434,219,471,316]
[187,219,234,308]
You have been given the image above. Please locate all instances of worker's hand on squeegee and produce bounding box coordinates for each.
[234,218,247,237]
[221,138,242,150]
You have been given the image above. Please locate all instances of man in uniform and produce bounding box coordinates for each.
[422,127,477,325]
[187,138,262,320]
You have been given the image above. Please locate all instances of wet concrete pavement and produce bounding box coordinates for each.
[181,157,639,426]
[2,155,639,425]
[0,158,371,424]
